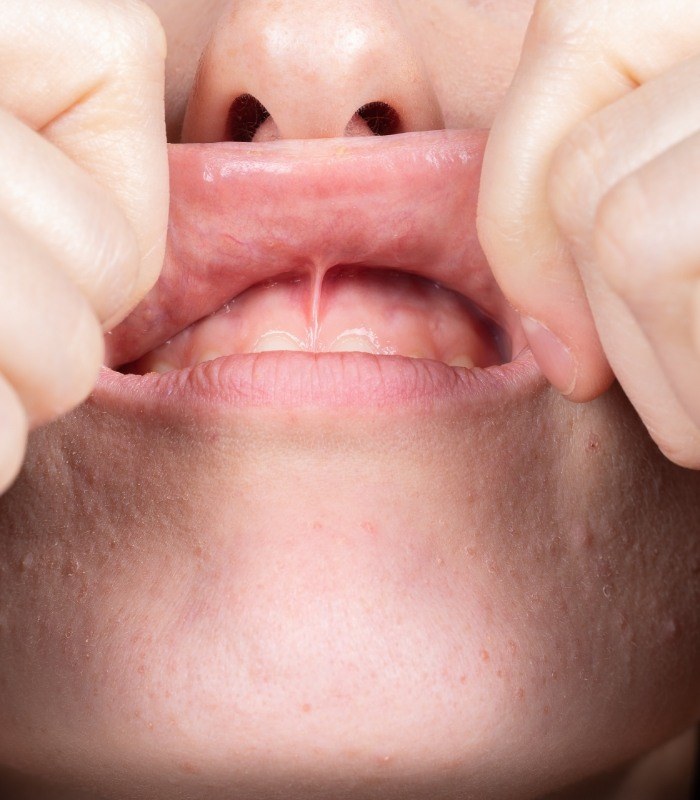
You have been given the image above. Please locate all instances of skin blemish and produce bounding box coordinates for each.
[301,703,312,713]
[480,649,490,662]
[587,432,601,452]
[361,520,378,535]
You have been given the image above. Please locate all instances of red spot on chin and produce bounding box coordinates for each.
[587,432,601,452]
[361,520,378,535]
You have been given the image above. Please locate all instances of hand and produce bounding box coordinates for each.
[0,0,169,492]
[478,0,700,467]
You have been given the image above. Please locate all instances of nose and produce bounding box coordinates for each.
[181,0,444,142]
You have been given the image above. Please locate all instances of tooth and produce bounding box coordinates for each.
[328,330,380,354]
[149,360,177,374]
[449,355,475,369]
[198,351,225,364]
[252,331,305,352]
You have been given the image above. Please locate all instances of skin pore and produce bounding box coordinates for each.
[0,1,699,798]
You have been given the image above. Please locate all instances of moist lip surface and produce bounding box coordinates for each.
[98,129,538,413]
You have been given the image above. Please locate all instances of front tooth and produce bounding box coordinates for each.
[149,360,177,374]
[449,355,475,369]
[252,331,305,352]
[328,330,380,354]
[198,350,225,364]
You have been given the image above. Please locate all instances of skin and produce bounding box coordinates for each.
[0,1,698,798]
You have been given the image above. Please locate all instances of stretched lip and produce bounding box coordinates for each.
[94,350,542,419]
[96,129,543,417]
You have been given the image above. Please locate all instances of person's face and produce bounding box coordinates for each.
[1,2,699,799]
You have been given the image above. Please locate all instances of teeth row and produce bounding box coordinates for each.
[148,329,476,374]
[149,352,476,374]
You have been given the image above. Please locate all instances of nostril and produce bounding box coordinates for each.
[356,102,401,136]
[226,94,271,142]
[226,96,401,141]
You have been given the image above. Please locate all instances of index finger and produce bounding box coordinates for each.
[0,0,170,323]
[477,0,700,399]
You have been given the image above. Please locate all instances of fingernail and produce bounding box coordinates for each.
[521,318,577,396]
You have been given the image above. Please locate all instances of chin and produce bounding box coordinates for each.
[0,377,699,800]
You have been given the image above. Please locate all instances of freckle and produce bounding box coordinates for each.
[459,674,467,684]
[543,705,550,715]
[480,649,490,662]
[361,521,377,535]
[301,703,312,713]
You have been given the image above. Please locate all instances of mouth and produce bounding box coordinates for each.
[100,129,537,412]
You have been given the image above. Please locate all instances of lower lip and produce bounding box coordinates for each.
[91,349,544,421]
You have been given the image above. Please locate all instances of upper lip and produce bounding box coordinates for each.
[106,128,519,369]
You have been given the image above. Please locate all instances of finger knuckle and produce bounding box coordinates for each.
[85,198,142,325]
[594,173,656,301]
[33,299,104,423]
[548,117,611,245]
[57,302,105,410]
[529,0,599,47]
[103,0,167,66]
